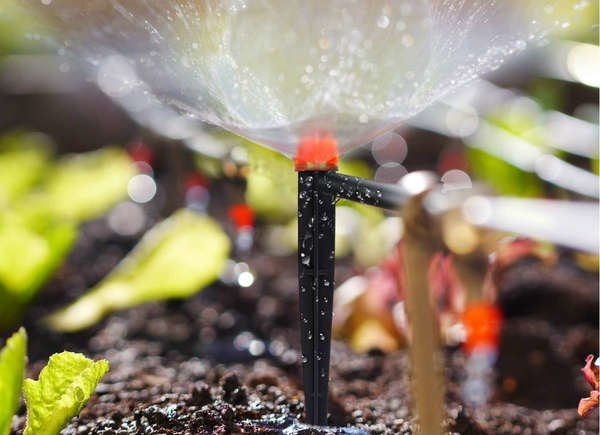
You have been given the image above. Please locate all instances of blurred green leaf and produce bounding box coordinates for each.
[0,143,131,331]
[244,140,297,223]
[22,147,136,223]
[467,147,543,197]
[467,104,548,197]
[0,0,51,55]
[23,352,109,435]
[0,131,52,207]
[0,214,75,300]
[0,328,27,435]
[47,209,230,331]
[0,214,77,330]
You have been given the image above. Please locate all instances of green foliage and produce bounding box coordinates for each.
[0,328,27,435]
[467,104,546,197]
[467,147,543,197]
[0,0,50,55]
[245,140,297,223]
[0,330,106,435]
[23,352,109,435]
[0,214,77,330]
[0,136,135,330]
[0,214,76,300]
[17,147,136,224]
[47,209,230,331]
[0,131,52,207]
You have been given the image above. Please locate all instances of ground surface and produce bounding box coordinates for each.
[6,212,599,435]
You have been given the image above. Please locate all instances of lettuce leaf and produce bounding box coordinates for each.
[0,328,27,435]
[0,131,52,207]
[0,214,76,330]
[23,352,109,435]
[47,209,230,331]
[15,147,136,224]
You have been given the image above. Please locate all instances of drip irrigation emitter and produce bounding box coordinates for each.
[294,135,415,426]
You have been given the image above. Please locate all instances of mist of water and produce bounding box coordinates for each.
[28,0,586,157]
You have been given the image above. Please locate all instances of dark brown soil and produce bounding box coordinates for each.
[5,207,599,435]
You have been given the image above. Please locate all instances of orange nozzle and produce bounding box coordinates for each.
[294,133,339,171]
[462,301,502,354]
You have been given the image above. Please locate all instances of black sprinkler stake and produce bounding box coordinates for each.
[297,170,423,426]
[298,170,336,426]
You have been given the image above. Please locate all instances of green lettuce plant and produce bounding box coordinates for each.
[47,208,230,331]
[0,139,137,330]
[0,328,108,435]
[23,352,109,435]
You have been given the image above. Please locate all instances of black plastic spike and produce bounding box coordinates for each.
[297,170,336,426]
[297,170,418,425]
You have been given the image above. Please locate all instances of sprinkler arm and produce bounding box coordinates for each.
[317,171,416,209]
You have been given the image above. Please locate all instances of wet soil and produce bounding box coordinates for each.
[6,209,599,435]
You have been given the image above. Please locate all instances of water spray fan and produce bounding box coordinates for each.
[29,0,591,428]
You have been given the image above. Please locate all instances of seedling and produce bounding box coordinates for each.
[0,328,108,435]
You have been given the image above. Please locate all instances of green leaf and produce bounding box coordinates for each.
[0,0,51,56]
[244,139,297,223]
[47,209,230,331]
[0,214,76,300]
[0,214,76,330]
[29,147,136,223]
[466,147,543,197]
[0,327,27,435]
[0,131,52,207]
[23,352,108,435]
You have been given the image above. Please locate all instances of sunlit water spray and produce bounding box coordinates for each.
[27,0,586,158]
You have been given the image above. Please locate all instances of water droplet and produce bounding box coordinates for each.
[515,40,527,50]
[377,15,390,29]
[401,33,414,48]
[319,333,326,341]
